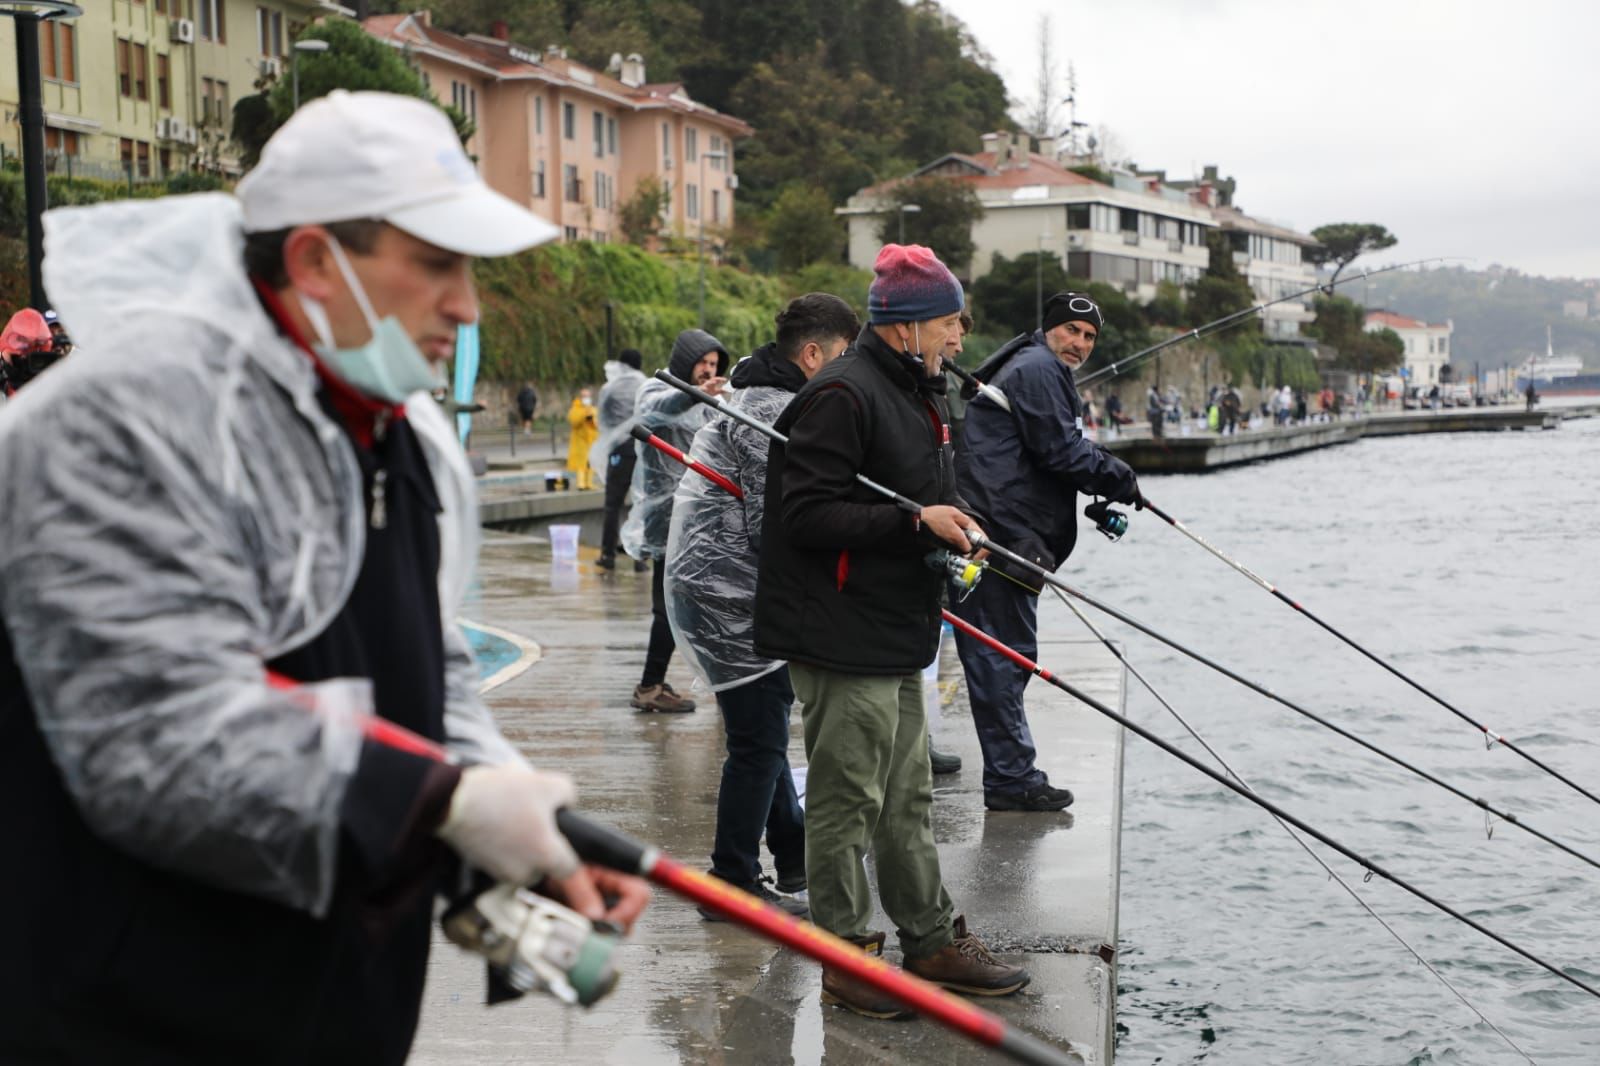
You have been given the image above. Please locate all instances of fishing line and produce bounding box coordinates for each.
[1049,589,1535,1062]
[1137,495,1600,812]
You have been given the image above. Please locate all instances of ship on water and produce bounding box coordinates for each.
[1516,325,1600,396]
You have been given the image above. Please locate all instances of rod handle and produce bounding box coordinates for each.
[556,809,652,876]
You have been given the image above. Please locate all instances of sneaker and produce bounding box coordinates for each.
[929,741,962,775]
[697,874,808,922]
[631,682,696,713]
[984,781,1074,812]
[596,552,616,571]
[773,871,807,897]
[820,932,914,1020]
[904,915,1030,997]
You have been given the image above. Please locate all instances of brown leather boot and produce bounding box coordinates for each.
[820,932,914,1020]
[904,916,1030,996]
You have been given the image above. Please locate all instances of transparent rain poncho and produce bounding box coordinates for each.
[586,359,646,485]
[663,376,795,692]
[0,193,519,917]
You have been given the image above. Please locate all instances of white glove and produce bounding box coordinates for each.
[436,764,581,885]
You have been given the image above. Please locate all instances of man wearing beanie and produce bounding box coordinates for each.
[592,346,647,570]
[951,291,1141,812]
[755,245,1029,1018]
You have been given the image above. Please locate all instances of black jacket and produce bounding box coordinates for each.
[958,332,1137,580]
[754,327,968,675]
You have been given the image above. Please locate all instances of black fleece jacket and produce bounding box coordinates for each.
[753,327,973,675]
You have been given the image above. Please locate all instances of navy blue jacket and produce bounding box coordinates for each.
[957,332,1137,580]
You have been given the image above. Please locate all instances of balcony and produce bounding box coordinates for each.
[1121,231,1139,246]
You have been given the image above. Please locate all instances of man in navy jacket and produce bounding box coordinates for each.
[952,291,1141,811]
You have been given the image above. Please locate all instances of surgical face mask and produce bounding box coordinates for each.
[298,237,446,404]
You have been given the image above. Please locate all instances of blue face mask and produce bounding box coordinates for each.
[298,237,446,404]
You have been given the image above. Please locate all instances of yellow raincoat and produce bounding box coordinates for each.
[566,393,599,489]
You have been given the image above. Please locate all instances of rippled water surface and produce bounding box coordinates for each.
[1049,416,1600,1064]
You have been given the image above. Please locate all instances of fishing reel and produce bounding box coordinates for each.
[926,548,984,598]
[442,881,624,1008]
[1084,498,1129,542]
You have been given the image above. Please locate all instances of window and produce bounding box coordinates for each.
[218,80,229,121]
[159,148,171,176]
[157,53,171,109]
[592,111,603,159]
[117,38,132,97]
[44,129,81,156]
[533,160,546,199]
[535,97,544,135]
[1066,204,1090,230]
[199,0,225,42]
[450,81,477,122]
[563,164,580,203]
[257,8,285,56]
[136,140,151,179]
[133,43,149,101]
[39,22,77,84]
[709,134,722,169]
[1119,208,1138,233]
[563,226,579,242]
[661,179,672,219]
[562,102,575,140]
[662,121,670,166]
[685,127,698,162]
[202,77,214,124]
[686,183,699,221]
[155,0,169,12]
[711,189,721,224]
[606,117,617,156]
[121,137,135,172]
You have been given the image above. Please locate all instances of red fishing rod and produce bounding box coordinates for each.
[1136,496,1600,810]
[267,677,1071,1064]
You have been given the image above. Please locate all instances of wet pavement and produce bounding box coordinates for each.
[412,529,1126,1065]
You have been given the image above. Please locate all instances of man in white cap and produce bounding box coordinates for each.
[0,92,646,1062]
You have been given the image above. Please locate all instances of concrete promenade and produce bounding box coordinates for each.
[411,531,1126,1065]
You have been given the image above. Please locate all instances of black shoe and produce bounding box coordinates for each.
[984,782,1074,812]
[774,872,807,896]
[929,742,962,775]
[633,558,649,572]
[697,874,809,922]
[596,553,616,570]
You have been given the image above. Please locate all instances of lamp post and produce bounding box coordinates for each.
[897,202,921,244]
[291,38,329,112]
[697,149,728,329]
[2,1,83,311]
[1035,229,1053,331]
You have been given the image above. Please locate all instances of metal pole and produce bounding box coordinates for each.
[696,155,707,329]
[15,11,50,311]
[292,49,300,111]
[898,208,906,244]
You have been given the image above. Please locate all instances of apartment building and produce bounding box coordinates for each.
[362,13,750,243]
[1366,310,1452,385]
[1,0,338,180]
[840,131,1215,301]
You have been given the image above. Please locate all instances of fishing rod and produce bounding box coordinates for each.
[1049,589,1534,1062]
[977,258,1444,394]
[653,370,1600,873]
[649,369,1600,1001]
[943,611,1599,1001]
[1137,495,1600,811]
[289,682,1072,1066]
[628,424,743,499]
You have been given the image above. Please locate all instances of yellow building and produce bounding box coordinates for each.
[1,0,340,181]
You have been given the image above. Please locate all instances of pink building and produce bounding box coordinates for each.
[363,13,750,243]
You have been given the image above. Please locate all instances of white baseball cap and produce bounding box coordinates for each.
[237,90,558,257]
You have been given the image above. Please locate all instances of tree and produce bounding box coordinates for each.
[765,183,841,271]
[1020,15,1060,139]
[618,175,669,246]
[1306,222,1397,284]
[231,19,472,169]
[1305,293,1405,375]
[874,177,983,275]
[970,250,1067,336]
[1186,230,1258,328]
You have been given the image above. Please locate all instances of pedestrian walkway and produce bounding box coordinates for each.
[410,531,1125,1064]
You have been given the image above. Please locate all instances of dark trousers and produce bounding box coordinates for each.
[1149,412,1164,438]
[641,557,675,687]
[710,668,806,886]
[600,444,636,558]
[950,570,1047,796]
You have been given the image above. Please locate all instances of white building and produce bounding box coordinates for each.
[1210,206,1318,339]
[1365,310,1453,385]
[838,131,1214,303]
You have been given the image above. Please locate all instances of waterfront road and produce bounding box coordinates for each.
[411,530,1126,1065]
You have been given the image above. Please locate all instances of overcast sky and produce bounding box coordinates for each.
[936,0,1599,280]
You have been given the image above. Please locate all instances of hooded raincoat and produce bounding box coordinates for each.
[566,392,598,485]
[664,345,803,691]
[586,358,647,483]
[0,193,520,920]
[620,329,729,559]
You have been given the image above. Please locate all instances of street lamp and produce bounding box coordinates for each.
[2,1,83,311]
[291,38,329,112]
[697,149,728,329]
[1035,229,1053,331]
[898,202,921,244]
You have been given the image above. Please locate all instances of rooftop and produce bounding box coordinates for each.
[1367,309,1449,331]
